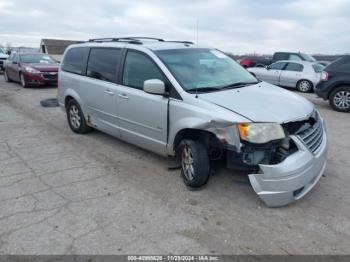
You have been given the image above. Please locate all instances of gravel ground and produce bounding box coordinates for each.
[0,75,349,255]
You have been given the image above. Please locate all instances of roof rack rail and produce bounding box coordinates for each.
[88,37,142,44]
[166,41,195,45]
[87,37,195,45]
[123,37,165,42]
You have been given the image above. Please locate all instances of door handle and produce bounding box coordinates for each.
[104,89,114,96]
[118,94,129,100]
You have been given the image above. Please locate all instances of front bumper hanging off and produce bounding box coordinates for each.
[248,126,328,207]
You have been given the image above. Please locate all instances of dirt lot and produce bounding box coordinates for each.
[0,75,349,255]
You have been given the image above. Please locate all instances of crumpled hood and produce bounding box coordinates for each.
[198,82,314,123]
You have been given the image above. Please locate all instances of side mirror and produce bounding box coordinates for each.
[12,61,18,65]
[143,79,166,95]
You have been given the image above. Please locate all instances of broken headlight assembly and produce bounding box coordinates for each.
[228,123,297,169]
[237,123,285,144]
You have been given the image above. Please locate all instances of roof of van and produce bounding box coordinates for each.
[70,38,204,51]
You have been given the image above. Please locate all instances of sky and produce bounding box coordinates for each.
[0,0,349,54]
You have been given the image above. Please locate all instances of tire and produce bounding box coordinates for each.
[178,139,210,188]
[66,100,92,134]
[296,80,313,93]
[4,70,11,82]
[20,73,28,88]
[329,86,350,112]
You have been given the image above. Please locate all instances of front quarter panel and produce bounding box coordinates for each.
[167,96,250,156]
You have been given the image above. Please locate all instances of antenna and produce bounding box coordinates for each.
[196,19,199,46]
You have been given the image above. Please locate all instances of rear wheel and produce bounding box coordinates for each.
[66,100,92,134]
[329,86,350,112]
[4,70,11,82]
[297,80,313,93]
[179,140,210,188]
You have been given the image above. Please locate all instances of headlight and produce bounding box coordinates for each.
[24,66,40,74]
[237,123,285,144]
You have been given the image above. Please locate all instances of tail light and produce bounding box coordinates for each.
[321,71,328,81]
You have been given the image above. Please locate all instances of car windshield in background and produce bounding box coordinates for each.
[20,54,57,64]
[0,48,5,54]
[300,53,316,62]
[156,48,258,92]
[313,63,324,73]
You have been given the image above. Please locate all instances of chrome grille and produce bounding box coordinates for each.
[297,115,323,154]
[42,72,58,80]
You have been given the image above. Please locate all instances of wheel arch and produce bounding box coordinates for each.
[172,128,223,158]
[327,83,350,99]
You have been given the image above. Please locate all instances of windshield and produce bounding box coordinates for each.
[0,48,4,54]
[20,54,57,64]
[300,53,316,62]
[155,48,258,92]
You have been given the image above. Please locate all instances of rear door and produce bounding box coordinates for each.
[80,48,122,137]
[263,62,286,85]
[116,50,169,155]
[279,62,304,87]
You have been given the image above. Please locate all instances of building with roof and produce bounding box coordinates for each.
[40,39,83,61]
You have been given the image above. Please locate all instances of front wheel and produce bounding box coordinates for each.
[179,140,210,188]
[66,100,92,134]
[297,80,313,93]
[20,73,28,88]
[329,86,350,112]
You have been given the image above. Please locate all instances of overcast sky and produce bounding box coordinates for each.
[0,0,349,54]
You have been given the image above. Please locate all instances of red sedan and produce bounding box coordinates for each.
[4,53,59,88]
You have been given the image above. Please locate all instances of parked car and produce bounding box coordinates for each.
[3,52,59,87]
[248,60,324,93]
[58,37,327,207]
[271,52,316,63]
[317,61,331,67]
[0,47,9,72]
[315,55,350,112]
[239,56,271,68]
[240,52,318,69]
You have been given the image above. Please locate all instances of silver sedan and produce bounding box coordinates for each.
[248,60,324,92]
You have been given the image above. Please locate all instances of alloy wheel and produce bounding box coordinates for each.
[20,74,26,87]
[69,105,81,129]
[298,80,311,92]
[333,90,350,110]
[181,145,195,181]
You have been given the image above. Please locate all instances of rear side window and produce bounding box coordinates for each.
[312,63,324,73]
[288,54,302,61]
[273,53,288,61]
[122,50,165,90]
[285,63,303,72]
[62,47,88,75]
[269,62,286,70]
[87,48,121,83]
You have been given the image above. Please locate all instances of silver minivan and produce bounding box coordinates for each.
[58,37,328,207]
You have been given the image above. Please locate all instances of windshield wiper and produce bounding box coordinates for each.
[220,81,260,90]
[187,87,222,93]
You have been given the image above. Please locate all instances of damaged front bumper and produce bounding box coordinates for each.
[248,126,327,207]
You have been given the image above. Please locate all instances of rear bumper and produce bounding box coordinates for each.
[315,82,330,100]
[248,123,327,207]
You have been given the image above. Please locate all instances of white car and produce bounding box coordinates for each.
[0,47,9,72]
[248,60,324,92]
